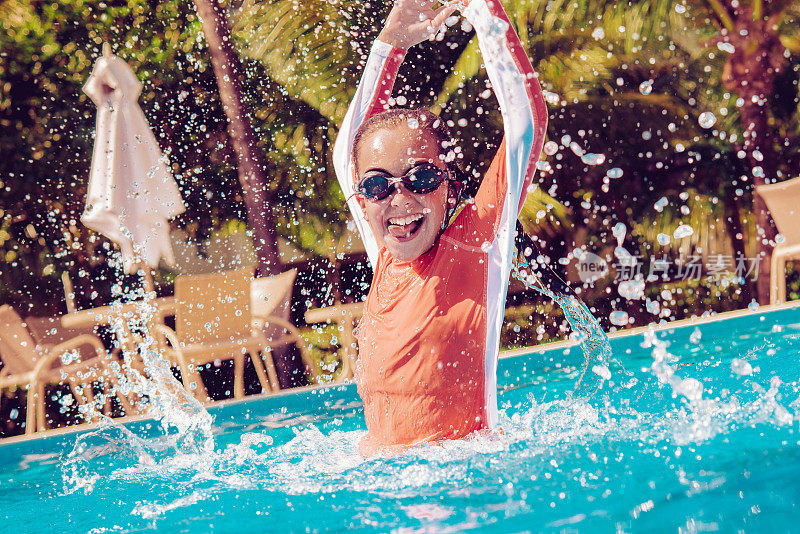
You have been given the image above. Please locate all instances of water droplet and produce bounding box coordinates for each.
[717,41,735,54]
[543,141,559,156]
[592,364,611,380]
[646,299,660,314]
[654,197,668,212]
[591,27,605,40]
[607,167,624,179]
[581,153,605,165]
[569,142,585,157]
[619,279,645,300]
[407,118,419,129]
[689,327,702,344]
[673,224,694,239]
[731,358,753,376]
[656,233,671,245]
[612,222,627,244]
[675,3,686,13]
[748,300,759,311]
[639,80,653,95]
[609,310,629,326]
[698,111,716,129]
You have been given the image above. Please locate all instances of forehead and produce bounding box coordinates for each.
[356,124,443,173]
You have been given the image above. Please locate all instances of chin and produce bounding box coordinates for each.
[377,213,444,261]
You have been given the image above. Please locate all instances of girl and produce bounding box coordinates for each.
[333,0,547,455]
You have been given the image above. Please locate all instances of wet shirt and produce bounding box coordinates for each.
[355,142,513,454]
[332,0,548,455]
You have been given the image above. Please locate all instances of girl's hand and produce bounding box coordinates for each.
[377,0,458,50]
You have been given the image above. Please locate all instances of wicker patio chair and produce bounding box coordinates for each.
[154,268,282,402]
[756,176,800,303]
[0,305,132,434]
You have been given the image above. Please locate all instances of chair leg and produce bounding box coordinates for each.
[36,383,47,432]
[770,253,781,304]
[68,379,87,407]
[178,356,211,403]
[103,371,138,416]
[25,384,36,435]
[249,350,273,394]
[82,382,98,418]
[777,256,787,304]
[233,351,246,399]
[261,348,281,392]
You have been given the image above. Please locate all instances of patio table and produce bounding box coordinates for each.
[61,297,176,359]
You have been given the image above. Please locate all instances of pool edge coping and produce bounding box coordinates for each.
[2,300,798,446]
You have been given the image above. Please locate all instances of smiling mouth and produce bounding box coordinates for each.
[386,213,424,240]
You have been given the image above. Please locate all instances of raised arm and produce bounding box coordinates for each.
[463,0,548,213]
[332,42,405,268]
[332,0,455,269]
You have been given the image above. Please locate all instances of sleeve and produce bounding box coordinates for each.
[463,0,548,232]
[332,40,406,269]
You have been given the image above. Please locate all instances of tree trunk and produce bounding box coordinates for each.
[192,0,282,277]
[193,0,307,387]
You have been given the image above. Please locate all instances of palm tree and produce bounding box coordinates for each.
[194,0,282,276]
[192,0,284,277]
[233,0,799,311]
[233,0,569,243]
[691,0,800,301]
[193,0,324,388]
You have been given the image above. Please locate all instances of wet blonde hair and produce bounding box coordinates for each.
[352,108,455,174]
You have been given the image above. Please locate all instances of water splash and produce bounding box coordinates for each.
[60,252,215,492]
[513,223,613,395]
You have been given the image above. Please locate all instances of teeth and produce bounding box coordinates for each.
[388,214,423,226]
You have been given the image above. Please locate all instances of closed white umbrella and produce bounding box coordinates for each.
[81,44,185,276]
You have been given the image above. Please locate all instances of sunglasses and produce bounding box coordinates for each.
[356,163,449,201]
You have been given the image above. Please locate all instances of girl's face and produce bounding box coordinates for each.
[355,124,451,262]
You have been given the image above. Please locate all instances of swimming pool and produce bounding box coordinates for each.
[1,303,799,532]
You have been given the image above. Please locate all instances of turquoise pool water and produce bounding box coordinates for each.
[1,305,799,532]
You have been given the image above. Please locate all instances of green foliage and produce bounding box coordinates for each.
[1,0,798,321]
[0,0,348,313]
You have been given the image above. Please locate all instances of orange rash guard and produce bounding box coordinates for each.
[332,0,548,456]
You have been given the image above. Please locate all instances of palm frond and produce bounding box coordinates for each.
[233,0,373,123]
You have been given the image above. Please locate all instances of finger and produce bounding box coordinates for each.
[430,4,457,29]
[445,0,469,11]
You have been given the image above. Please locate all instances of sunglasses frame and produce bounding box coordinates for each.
[355,163,450,201]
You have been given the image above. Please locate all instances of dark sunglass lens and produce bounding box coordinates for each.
[360,174,391,199]
[406,166,444,193]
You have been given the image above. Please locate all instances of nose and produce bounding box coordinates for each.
[388,183,414,207]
